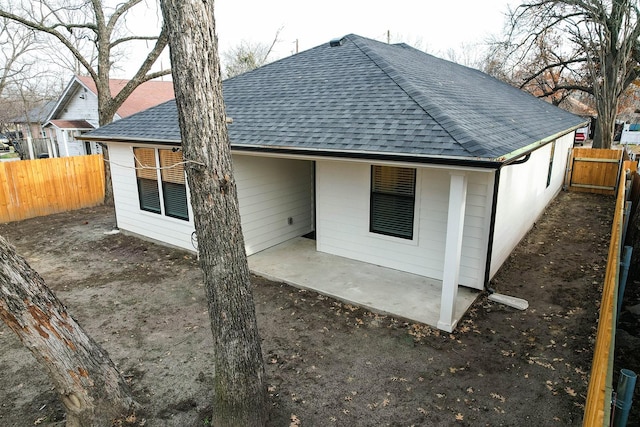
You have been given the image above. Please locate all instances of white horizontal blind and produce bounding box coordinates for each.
[159,149,188,220]
[133,147,161,213]
[370,165,416,239]
[159,149,185,184]
[134,147,157,180]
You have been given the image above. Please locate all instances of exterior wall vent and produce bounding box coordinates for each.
[329,37,346,47]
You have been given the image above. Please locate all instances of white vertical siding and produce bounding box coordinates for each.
[109,144,313,255]
[315,160,492,289]
[490,133,574,278]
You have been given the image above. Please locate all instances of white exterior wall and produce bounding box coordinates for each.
[58,87,100,128]
[55,129,101,157]
[315,160,493,289]
[621,124,640,144]
[53,86,102,157]
[109,144,313,255]
[234,154,314,255]
[490,133,574,278]
[55,129,82,157]
[110,143,196,250]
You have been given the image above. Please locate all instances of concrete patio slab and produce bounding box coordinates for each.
[248,237,480,329]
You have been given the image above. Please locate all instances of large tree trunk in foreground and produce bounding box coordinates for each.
[0,236,135,426]
[160,1,267,425]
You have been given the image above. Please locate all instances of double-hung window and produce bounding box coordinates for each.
[370,165,416,240]
[134,147,189,221]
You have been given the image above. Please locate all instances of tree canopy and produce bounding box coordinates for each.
[488,0,640,148]
[0,0,170,126]
[221,28,281,79]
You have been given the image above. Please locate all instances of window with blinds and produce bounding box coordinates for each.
[134,147,161,214]
[133,147,189,221]
[159,149,188,220]
[370,165,416,239]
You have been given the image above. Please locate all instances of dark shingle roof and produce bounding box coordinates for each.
[84,34,585,162]
[12,100,57,123]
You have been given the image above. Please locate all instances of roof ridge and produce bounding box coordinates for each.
[348,35,488,157]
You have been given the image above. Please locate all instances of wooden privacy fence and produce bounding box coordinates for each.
[566,148,624,196]
[0,155,105,223]
[583,159,638,426]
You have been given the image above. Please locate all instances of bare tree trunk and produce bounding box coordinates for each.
[97,90,118,208]
[498,1,640,151]
[591,38,620,149]
[100,144,115,207]
[159,1,267,425]
[0,236,136,426]
[592,105,617,149]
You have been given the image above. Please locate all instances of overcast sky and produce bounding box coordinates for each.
[119,0,516,78]
[216,0,515,58]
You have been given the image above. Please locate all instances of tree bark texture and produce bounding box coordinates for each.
[160,1,267,426]
[0,236,135,426]
[577,0,638,149]
[101,145,115,207]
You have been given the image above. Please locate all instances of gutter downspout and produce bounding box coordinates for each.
[483,153,531,294]
[484,167,501,293]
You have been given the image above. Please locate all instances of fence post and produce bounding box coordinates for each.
[613,369,637,427]
[617,246,633,320]
[622,201,631,245]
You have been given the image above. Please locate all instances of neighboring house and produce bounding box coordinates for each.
[12,100,57,141]
[45,75,174,157]
[80,34,586,331]
[10,100,58,158]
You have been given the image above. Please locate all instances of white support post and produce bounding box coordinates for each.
[49,135,59,157]
[46,137,54,158]
[26,136,35,160]
[438,172,468,332]
[62,131,70,157]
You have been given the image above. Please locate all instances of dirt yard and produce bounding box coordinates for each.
[0,191,617,426]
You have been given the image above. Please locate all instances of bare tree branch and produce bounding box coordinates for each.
[110,35,159,49]
[222,29,283,79]
[109,24,169,115]
[0,8,98,81]
[262,26,283,64]
[490,0,640,148]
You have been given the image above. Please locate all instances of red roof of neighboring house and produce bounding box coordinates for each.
[76,76,174,118]
[48,119,95,129]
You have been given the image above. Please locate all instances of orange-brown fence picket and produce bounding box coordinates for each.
[583,159,638,426]
[567,148,623,195]
[0,155,105,223]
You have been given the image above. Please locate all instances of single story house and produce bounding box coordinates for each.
[80,34,586,331]
[45,75,174,157]
[11,100,57,141]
